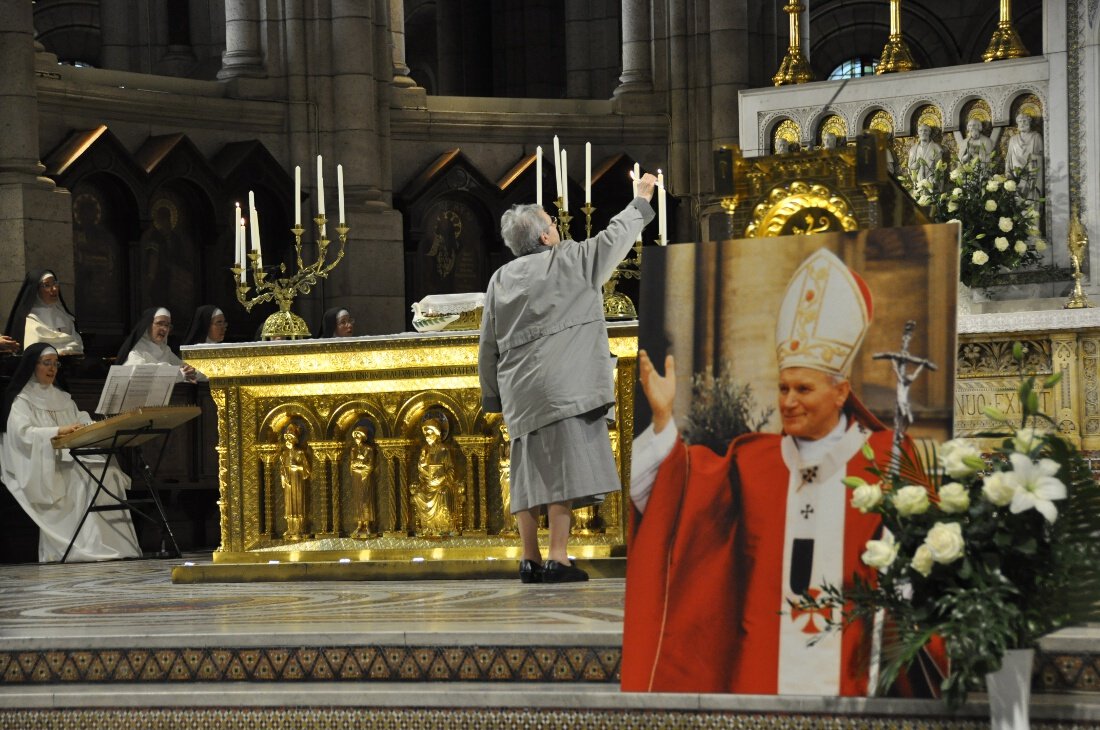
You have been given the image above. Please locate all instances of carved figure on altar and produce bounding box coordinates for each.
[348,427,377,538]
[280,423,311,539]
[411,416,462,536]
[1005,112,1044,203]
[906,124,943,188]
[821,132,838,151]
[954,119,996,166]
[497,422,516,534]
[774,138,790,155]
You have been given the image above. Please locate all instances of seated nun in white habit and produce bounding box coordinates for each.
[4,269,84,355]
[0,343,141,562]
[115,307,198,382]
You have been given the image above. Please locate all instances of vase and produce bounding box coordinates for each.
[985,648,1034,730]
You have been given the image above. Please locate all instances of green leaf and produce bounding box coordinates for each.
[842,476,867,488]
[1012,341,1025,361]
[1043,371,1063,389]
[982,406,1007,422]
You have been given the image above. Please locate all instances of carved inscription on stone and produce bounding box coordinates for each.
[954,378,1055,436]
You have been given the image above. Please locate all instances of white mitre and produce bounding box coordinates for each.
[774,248,873,378]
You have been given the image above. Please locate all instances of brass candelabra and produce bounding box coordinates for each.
[581,202,595,239]
[603,240,642,320]
[982,0,1030,62]
[232,215,349,339]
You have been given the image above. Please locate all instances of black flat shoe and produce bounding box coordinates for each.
[519,559,543,584]
[542,559,588,583]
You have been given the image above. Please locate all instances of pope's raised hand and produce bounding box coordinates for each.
[638,349,676,434]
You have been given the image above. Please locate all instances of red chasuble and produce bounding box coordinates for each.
[622,427,896,695]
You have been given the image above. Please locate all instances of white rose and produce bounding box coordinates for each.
[947,218,961,226]
[939,439,984,478]
[994,236,1009,251]
[911,544,934,577]
[952,187,963,197]
[1003,179,1017,192]
[851,483,884,513]
[893,485,930,516]
[972,250,989,265]
[982,471,1017,507]
[1034,239,1047,252]
[1014,241,1028,254]
[925,521,965,564]
[986,180,1000,192]
[1013,427,1041,454]
[999,216,1014,232]
[949,168,960,181]
[862,533,899,571]
[984,199,997,212]
[917,195,933,207]
[938,482,970,514]
[947,201,959,212]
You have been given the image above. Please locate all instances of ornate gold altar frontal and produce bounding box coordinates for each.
[182,325,637,564]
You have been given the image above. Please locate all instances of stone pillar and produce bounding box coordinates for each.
[323,0,405,336]
[564,0,592,99]
[0,1,72,316]
[99,0,130,70]
[388,0,416,88]
[436,0,462,94]
[217,0,266,80]
[613,0,653,102]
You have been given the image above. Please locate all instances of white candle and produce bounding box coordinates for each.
[294,166,301,226]
[561,149,569,211]
[657,170,667,245]
[316,155,326,238]
[249,191,263,268]
[633,162,640,198]
[585,142,592,205]
[234,202,242,262]
[536,146,542,207]
[553,135,562,200]
[337,164,345,224]
[238,216,247,283]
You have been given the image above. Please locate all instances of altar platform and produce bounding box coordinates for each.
[2,558,1100,729]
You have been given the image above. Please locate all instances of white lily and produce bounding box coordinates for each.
[1006,453,1068,523]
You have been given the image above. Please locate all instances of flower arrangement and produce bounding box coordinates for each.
[796,344,1100,706]
[901,157,1045,290]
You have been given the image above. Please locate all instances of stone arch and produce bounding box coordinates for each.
[395,389,473,438]
[258,403,324,444]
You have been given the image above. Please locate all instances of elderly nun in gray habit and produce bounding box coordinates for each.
[478,172,657,583]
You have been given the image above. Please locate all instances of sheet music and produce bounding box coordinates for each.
[95,364,179,415]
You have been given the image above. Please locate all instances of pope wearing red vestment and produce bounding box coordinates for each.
[623,248,904,696]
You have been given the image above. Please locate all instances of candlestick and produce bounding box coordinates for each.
[581,202,595,240]
[536,146,543,207]
[337,164,345,224]
[234,203,244,282]
[554,197,573,240]
[585,142,592,204]
[553,135,562,200]
[316,155,326,238]
[632,164,642,243]
[294,166,301,226]
[657,170,667,245]
[561,149,569,212]
[238,216,247,283]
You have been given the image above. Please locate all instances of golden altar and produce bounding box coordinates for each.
[180,323,637,565]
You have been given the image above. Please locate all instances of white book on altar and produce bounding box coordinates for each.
[95,363,179,416]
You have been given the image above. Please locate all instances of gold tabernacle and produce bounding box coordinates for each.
[181,323,637,565]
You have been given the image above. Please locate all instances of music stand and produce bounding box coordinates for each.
[52,406,201,563]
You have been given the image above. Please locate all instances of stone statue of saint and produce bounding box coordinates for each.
[954,119,996,166]
[497,423,516,534]
[348,428,377,538]
[280,424,311,540]
[411,418,462,536]
[1005,112,1044,203]
[774,137,790,155]
[821,132,838,151]
[906,124,943,187]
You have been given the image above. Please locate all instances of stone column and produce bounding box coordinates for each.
[217,0,266,80]
[99,0,130,70]
[388,0,416,88]
[613,0,653,100]
[0,1,72,314]
[564,0,592,98]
